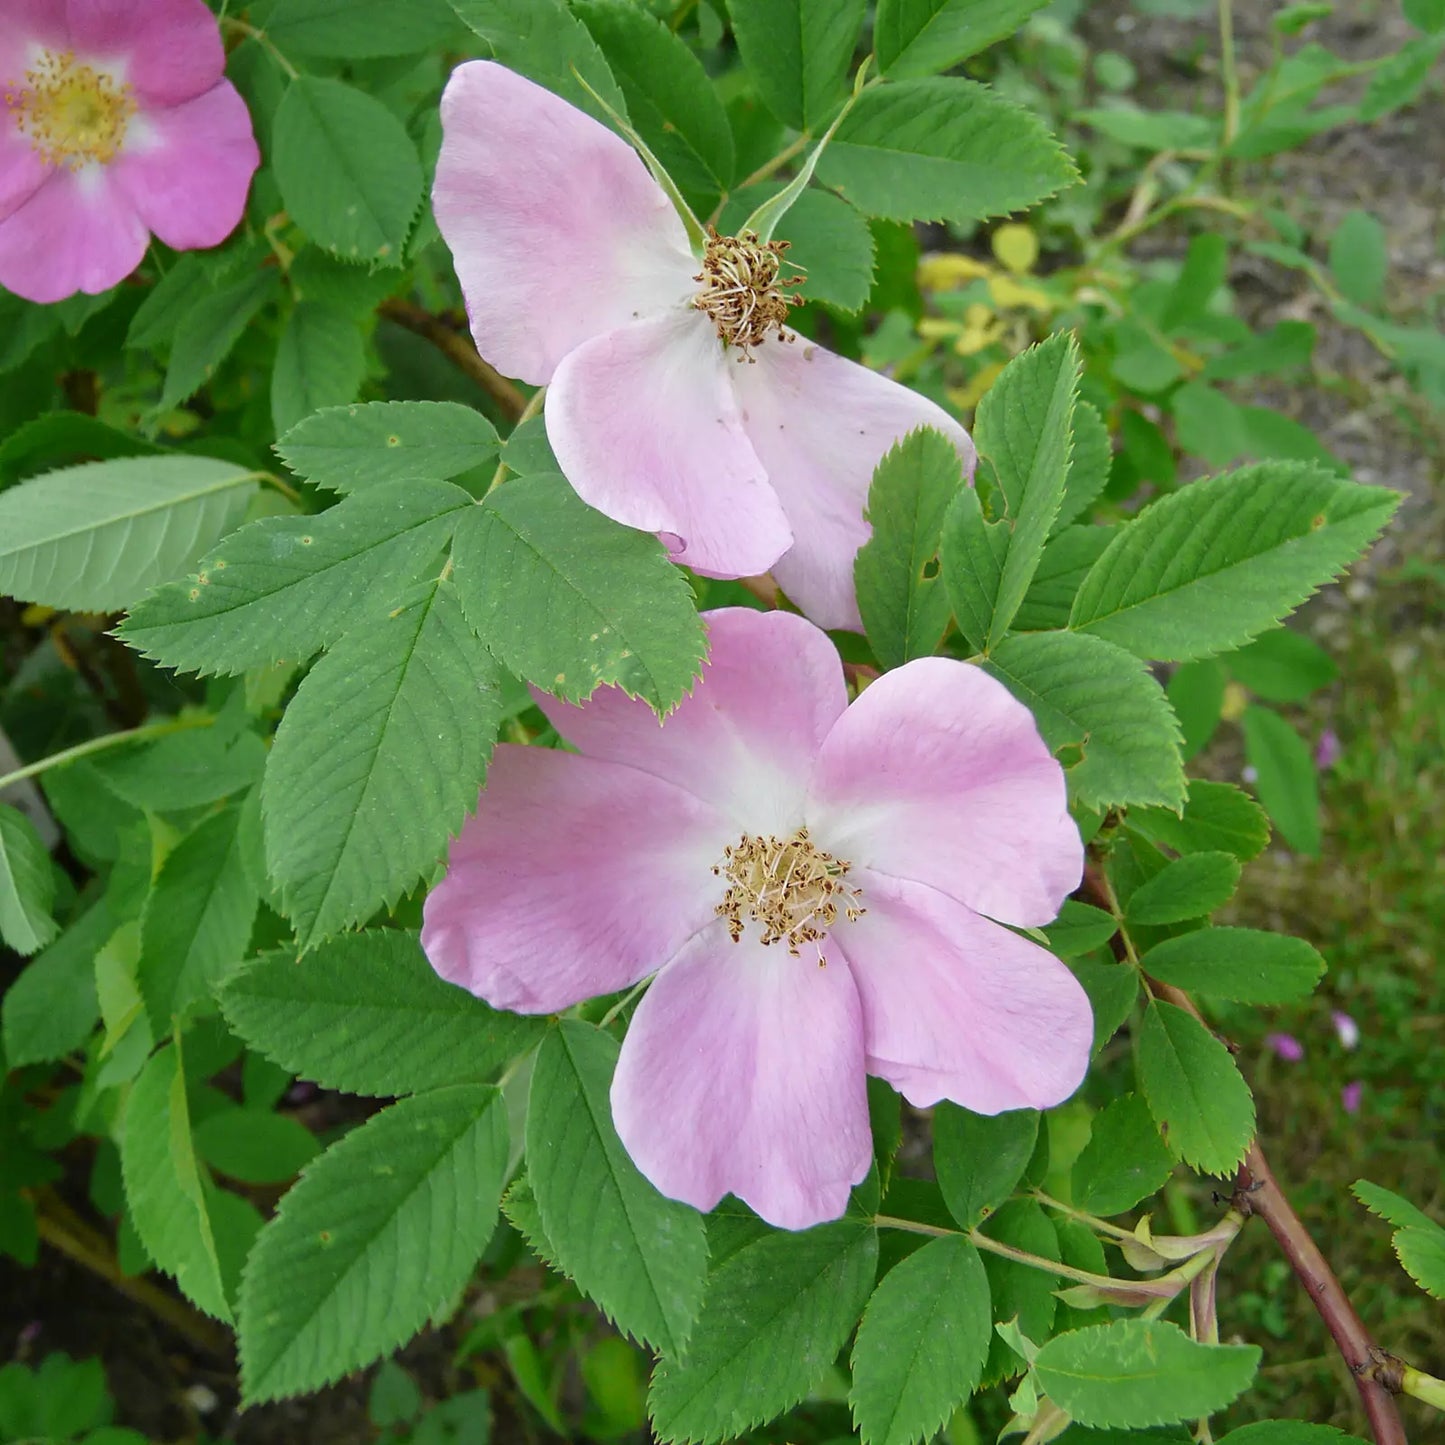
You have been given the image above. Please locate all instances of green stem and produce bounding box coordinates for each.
[0,714,214,794]
[219,15,298,79]
[1218,0,1240,154]
[1032,1188,1139,1242]
[874,1213,1146,1292]
[1402,1366,1445,1410]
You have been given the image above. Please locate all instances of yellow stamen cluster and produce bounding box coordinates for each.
[692,227,804,360]
[713,827,864,959]
[5,49,135,170]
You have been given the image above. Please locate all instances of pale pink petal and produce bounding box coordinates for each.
[433,59,699,386]
[0,2,69,67]
[806,657,1081,927]
[0,164,146,301]
[535,608,846,835]
[611,925,872,1229]
[110,83,257,249]
[730,337,977,631]
[66,0,224,104]
[547,310,794,578]
[837,873,1092,1113]
[421,745,728,1015]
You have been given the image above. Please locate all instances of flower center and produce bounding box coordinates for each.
[713,827,864,957]
[5,49,135,169]
[692,227,805,361]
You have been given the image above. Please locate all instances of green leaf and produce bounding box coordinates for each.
[1069,463,1400,661]
[648,1219,877,1444]
[1216,1424,1370,1445]
[875,0,1049,78]
[1078,106,1217,149]
[1328,210,1388,308]
[1034,1320,1260,1428]
[781,189,876,312]
[1139,928,1325,1004]
[238,1085,508,1402]
[118,480,472,676]
[1042,900,1117,958]
[940,486,1007,652]
[194,1108,319,1184]
[1404,0,1445,30]
[1125,851,1241,925]
[0,804,57,956]
[1137,1001,1255,1175]
[1353,1179,1441,1234]
[726,0,866,129]
[451,473,706,714]
[1171,382,1249,469]
[1071,1094,1175,1217]
[972,333,1079,641]
[818,78,1076,224]
[262,579,501,948]
[266,0,460,56]
[89,727,265,813]
[1159,233,1229,333]
[1166,658,1226,761]
[855,427,963,667]
[271,302,368,437]
[220,930,543,1096]
[2,901,108,1065]
[160,268,282,411]
[120,1042,231,1320]
[273,77,423,266]
[849,1236,990,1445]
[1393,1227,1445,1300]
[1055,401,1112,531]
[1227,627,1337,702]
[449,0,630,128]
[0,411,161,482]
[1126,781,1270,862]
[934,1102,1037,1229]
[574,1,733,194]
[984,631,1186,810]
[276,400,500,494]
[1012,525,1117,633]
[127,251,225,351]
[528,1021,707,1354]
[139,805,260,1029]
[0,456,256,612]
[980,1198,1058,1381]
[1241,706,1320,855]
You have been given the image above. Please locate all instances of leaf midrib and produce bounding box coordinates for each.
[0,470,253,555]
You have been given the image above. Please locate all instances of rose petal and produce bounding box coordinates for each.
[807,657,1081,927]
[0,119,49,222]
[837,873,1093,1113]
[611,924,872,1230]
[109,83,257,249]
[1,2,69,68]
[547,310,794,578]
[0,164,146,301]
[731,336,976,631]
[433,59,699,386]
[66,0,224,104]
[535,608,847,836]
[421,745,727,1015]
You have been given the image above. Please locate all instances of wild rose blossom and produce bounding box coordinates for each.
[431,63,976,632]
[421,608,1092,1229]
[0,0,259,303]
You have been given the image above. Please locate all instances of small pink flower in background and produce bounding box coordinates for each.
[432,63,976,632]
[0,0,259,303]
[421,608,1091,1229]
[1266,1032,1305,1063]
[1332,1010,1360,1051]
[1314,727,1342,771]
[1341,1081,1364,1114]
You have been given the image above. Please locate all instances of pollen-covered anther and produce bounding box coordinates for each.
[6,49,136,170]
[712,826,864,957]
[692,227,805,361]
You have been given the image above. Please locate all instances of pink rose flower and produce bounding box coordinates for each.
[1265,1032,1305,1063]
[421,608,1091,1229]
[1341,1080,1363,1114]
[0,0,259,303]
[1331,1010,1360,1051]
[431,62,976,632]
